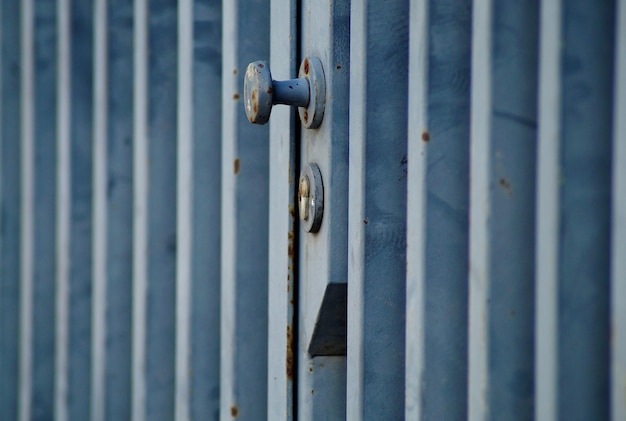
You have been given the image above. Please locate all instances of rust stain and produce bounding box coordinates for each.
[258,63,264,68]
[230,405,239,417]
[267,87,273,94]
[233,68,237,75]
[286,325,294,380]
[232,93,240,100]
[251,90,258,114]
[499,178,512,196]
[303,58,310,74]
[233,158,240,175]
[302,110,308,123]
[288,205,295,218]
[422,131,430,142]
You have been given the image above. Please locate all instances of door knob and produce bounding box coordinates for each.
[244,56,326,129]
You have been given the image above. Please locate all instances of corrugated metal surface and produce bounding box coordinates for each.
[0,0,624,419]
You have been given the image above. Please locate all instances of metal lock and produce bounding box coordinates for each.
[244,57,326,128]
[298,163,324,233]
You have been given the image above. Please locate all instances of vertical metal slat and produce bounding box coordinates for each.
[0,0,22,418]
[405,0,471,417]
[33,0,59,419]
[65,1,96,418]
[175,0,193,418]
[534,0,560,418]
[220,0,270,419]
[612,0,626,418]
[347,0,409,419]
[142,0,179,419]
[18,0,34,419]
[91,0,108,418]
[468,0,539,419]
[267,0,297,419]
[55,0,70,417]
[94,0,135,418]
[131,0,148,417]
[188,0,222,418]
[536,0,615,419]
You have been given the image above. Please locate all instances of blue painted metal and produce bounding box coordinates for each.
[220,0,270,419]
[297,0,350,418]
[102,0,133,416]
[468,0,538,419]
[347,0,409,419]
[131,0,178,419]
[405,0,471,417]
[266,0,297,419]
[0,1,622,420]
[0,0,21,419]
[32,1,58,420]
[18,1,35,419]
[175,0,222,419]
[143,0,178,419]
[90,0,133,418]
[536,0,615,419]
[556,0,614,418]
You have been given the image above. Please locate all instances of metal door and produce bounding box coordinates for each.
[0,0,625,420]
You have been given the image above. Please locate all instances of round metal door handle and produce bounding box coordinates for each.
[244,56,326,129]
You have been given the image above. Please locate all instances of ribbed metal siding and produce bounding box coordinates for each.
[0,0,623,420]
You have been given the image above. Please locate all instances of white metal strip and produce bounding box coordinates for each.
[346,0,367,416]
[175,0,192,419]
[132,0,148,418]
[404,0,428,417]
[534,0,561,419]
[91,0,108,419]
[219,1,238,417]
[18,0,34,419]
[54,0,70,417]
[468,0,492,418]
[612,0,626,419]
[267,0,297,419]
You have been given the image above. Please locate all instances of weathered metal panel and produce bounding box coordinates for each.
[220,0,270,419]
[19,0,36,419]
[347,0,409,419]
[468,0,538,419]
[91,0,134,419]
[61,1,95,419]
[267,0,296,420]
[0,0,22,419]
[0,1,623,420]
[536,0,615,420]
[405,0,471,418]
[132,0,178,419]
[33,0,58,420]
[297,0,350,419]
[175,0,222,419]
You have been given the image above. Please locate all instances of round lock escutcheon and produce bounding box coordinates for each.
[298,163,324,233]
